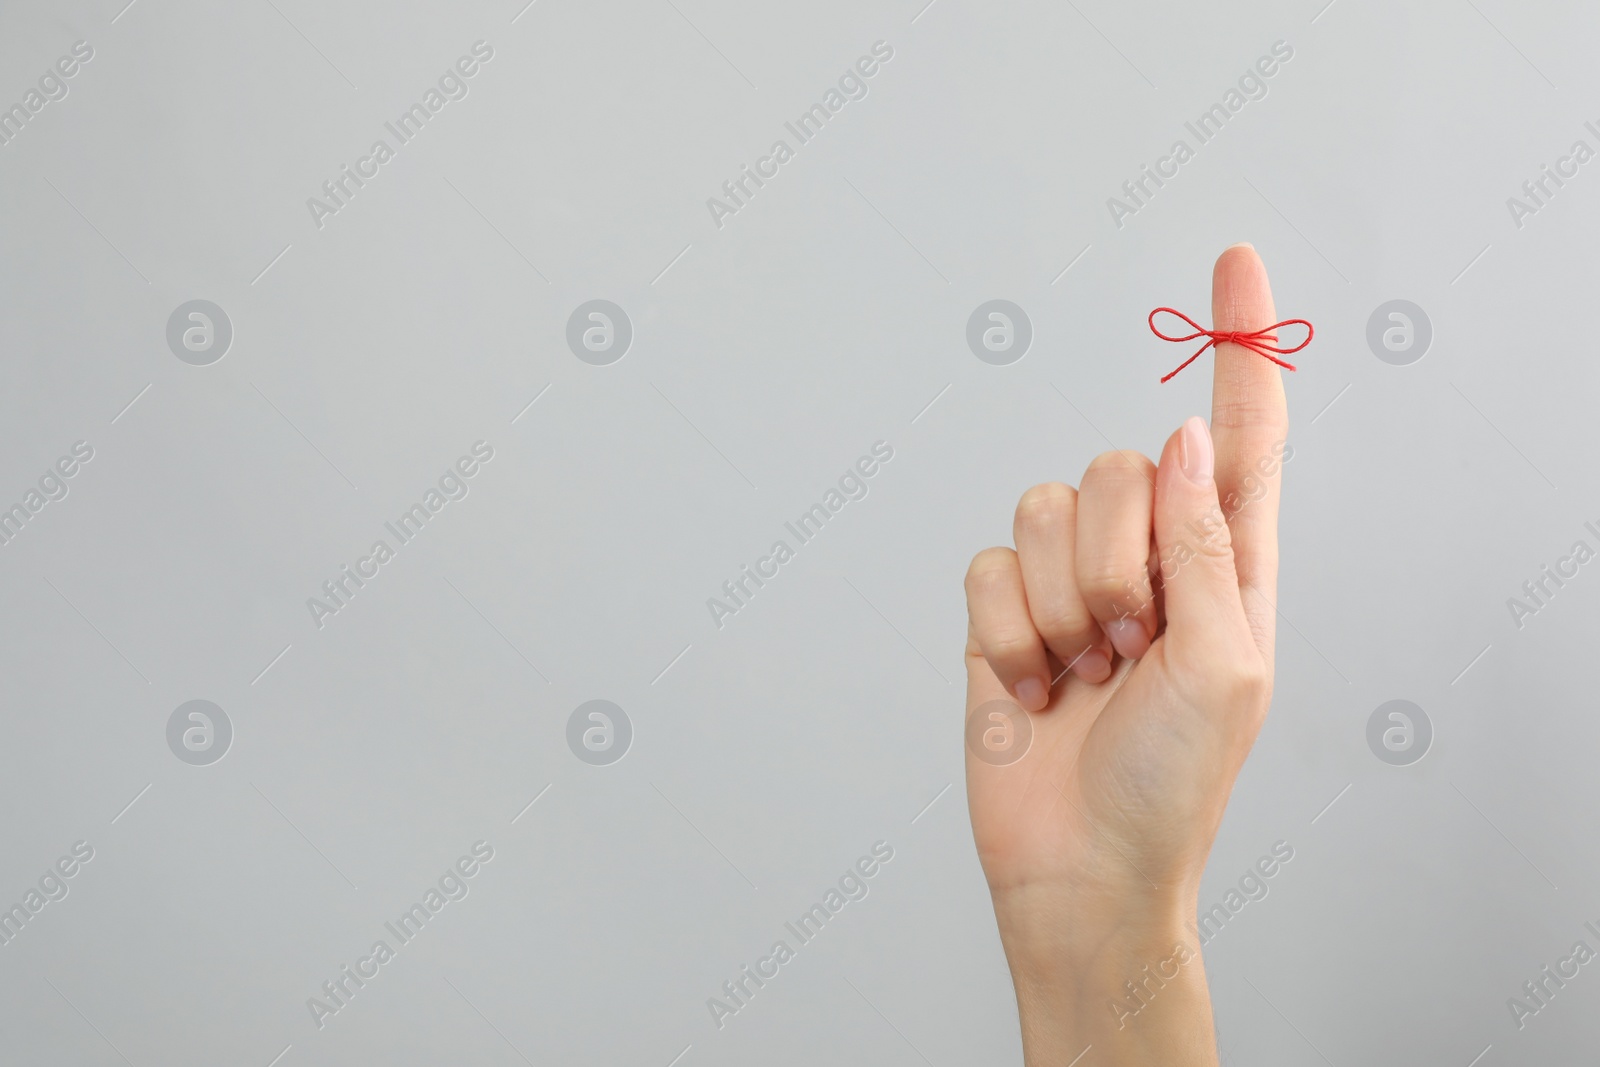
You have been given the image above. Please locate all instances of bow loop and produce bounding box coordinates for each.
[1148,306,1313,383]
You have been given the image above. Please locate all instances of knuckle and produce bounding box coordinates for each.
[1217,657,1271,708]
[1173,647,1270,714]
[1083,450,1156,487]
[983,630,1040,664]
[1211,394,1288,436]
[1029,599,1092,641]
[1078,560,1143,606]
[965,547,1017,593]
[1188,515,1236,561]
[1014,482,1076,532]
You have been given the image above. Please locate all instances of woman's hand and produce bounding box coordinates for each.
[962,244,1289,1066]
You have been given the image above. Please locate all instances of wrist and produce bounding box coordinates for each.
[993,883,1217,1067]
[992,872,1197,976]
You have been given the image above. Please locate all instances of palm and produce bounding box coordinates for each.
[967,635,1262,898]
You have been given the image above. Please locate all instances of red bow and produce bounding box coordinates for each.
[1148,307,1312,383]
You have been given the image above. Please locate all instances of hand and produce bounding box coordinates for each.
[961,244,1289,1065]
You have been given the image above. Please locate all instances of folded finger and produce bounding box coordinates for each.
[1012,483,1111,683]
[964,547,1052,711]
[1074,450,1160,661]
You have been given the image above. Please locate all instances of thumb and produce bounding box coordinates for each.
[1154,416,1252,665]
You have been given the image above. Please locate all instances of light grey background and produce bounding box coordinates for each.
[0,0,1595,1064]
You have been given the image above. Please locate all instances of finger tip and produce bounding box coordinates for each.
[1157,420,1191,473]
[1072,648,1113,684]
[1215,241,1265,280]
[1212,244,1277,334]
[1105,618,1150,661]
[1014,676,1049,713]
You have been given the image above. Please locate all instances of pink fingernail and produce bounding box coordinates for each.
[1015,676,1049,712]
[1073,648,1112,683]
[1180,416,1214,486]
[1105,618,1150,660]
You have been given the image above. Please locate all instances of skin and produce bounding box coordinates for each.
[962,244,1288,1065]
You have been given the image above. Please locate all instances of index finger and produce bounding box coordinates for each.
[1209,243,1289,638]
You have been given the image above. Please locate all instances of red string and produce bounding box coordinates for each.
[1148,307,1313,383]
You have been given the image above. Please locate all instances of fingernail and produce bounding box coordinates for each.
[1180,416,1213,486]
[1227,241,1255,251]
[1105,618,1150,660]
[1015,676,1049,712]
[1072,648,1112,683]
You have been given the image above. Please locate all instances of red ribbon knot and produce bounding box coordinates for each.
[1148,307,1313,383]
